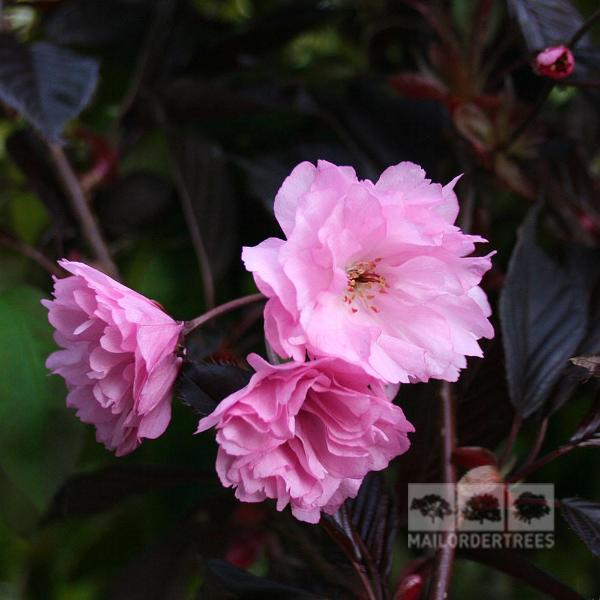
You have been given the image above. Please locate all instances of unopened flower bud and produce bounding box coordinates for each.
[534,46,575,80]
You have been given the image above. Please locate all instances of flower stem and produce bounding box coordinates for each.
[427,381,456,600]
[183,293,265,335]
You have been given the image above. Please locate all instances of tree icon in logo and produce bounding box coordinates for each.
[513,491,551,524]
[410,494,453,523]
[462,493,502,524]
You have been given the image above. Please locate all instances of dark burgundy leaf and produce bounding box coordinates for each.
[346,472,398,582]
[169,133,237,277]
[394,574,424,600]
[461,549,584,599]
[206,559,321,599]
[389,72,447,102]
[507,0,585,52]
[499,207,588,418]
[453,446,498,470]
[0,34,98,141]
[560,497,600,558]
[177,360,252,417]
[43,465,208,522]
[325,473,397,598]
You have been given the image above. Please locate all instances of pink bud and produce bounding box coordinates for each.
[534,46,575,80]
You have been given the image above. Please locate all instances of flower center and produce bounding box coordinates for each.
[344,259,388,314]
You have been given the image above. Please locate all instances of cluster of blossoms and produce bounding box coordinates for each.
[45,160,493,523]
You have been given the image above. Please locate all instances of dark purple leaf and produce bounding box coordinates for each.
[206,560,321,599]
[177,360,251,418]
[348,473,398,581]
[325,473,398,599]
[560,497,600,558]
[507,0,585,52]
[499,207,588,418]
[0,34,98,141]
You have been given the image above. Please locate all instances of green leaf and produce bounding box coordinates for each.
[0,285,83,532]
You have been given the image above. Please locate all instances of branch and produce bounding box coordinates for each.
[48,144,119,279]
[427,381,456,600]
[183,293,265,335]
[0,231,63,277]
[568,6,600,48]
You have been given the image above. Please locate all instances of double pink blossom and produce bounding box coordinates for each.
[242,160,494,384]
[44,260,182,456]
[197,354,414,523]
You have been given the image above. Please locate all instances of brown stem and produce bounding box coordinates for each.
[498,413,522,468]
[567,6,600,47]
[427,381,456,600]
[48,144,119,279]
[0,231,63,277]
[507,443,575,483]
[183,293,265,335]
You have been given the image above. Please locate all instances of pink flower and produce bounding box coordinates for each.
[242,161,493,384]
[534,46,575,80]
[197,354,414,523]
[43,260,183,456]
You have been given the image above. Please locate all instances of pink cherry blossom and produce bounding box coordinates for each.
[242,160,494,384]
[43,260,183,456]
[534,46,575,80]
[197,354,414,523]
